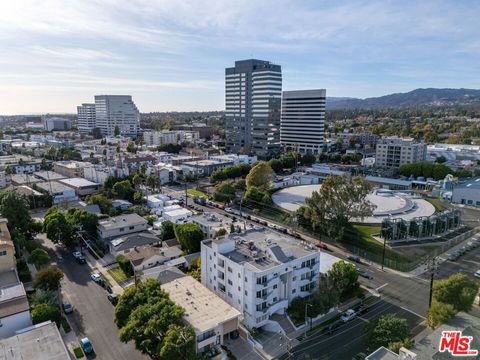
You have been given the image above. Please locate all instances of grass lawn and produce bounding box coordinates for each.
[73,347,84,359]
[187,188,208,198]
[345,225,413,265]
[108,267,128,282]
[425,197,447,212]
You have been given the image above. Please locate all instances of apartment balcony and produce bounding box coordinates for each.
[197,333,217,349]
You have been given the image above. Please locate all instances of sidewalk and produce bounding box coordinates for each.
[84,252,124,295]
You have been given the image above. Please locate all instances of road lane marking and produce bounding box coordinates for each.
[376,283,389,291]
[400,306,426,320]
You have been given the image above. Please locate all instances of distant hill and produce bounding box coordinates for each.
[327,88,480,109]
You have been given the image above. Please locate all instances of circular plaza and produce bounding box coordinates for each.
[272,184,436,224]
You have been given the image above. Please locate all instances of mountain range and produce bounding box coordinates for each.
[327,88,480,109]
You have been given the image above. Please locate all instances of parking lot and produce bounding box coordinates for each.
[430,234,480,280]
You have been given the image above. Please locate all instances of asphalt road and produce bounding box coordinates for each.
[279,298,424,360]
[59,248,147,360]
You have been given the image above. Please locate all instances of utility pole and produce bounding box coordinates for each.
[426,256,439,311]
[304,303,312,338]
[381,237,387,270]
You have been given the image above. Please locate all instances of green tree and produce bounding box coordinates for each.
[114,125,121,136]
[30,289,58,307]
[161,221,175,241]
[132,174,142,189]
[327,261,359,298]
[246,161,273,190]
[214,228,227,238]
[114,279,192,359]
[304,175,374,240]
[435,156,447,164]
[86,194,113,214]
[126,141,137,153]
[27,248,50,268]
[31,303,62,327]
[159,325,196,360]
[432,273,478,312]
[146,175,159,191]
[65,208,98,235]
[113,180,134,200]
[0,191,34,234]
[428,300,456,329]
[42,208,74,247]
[214,182,236,202]
[174,223,204,253]
[366,314,411,352]
[116,254,134,277]
[33,266,64,291]
[133,191,143,204]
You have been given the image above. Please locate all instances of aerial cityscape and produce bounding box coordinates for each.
[0,1,479,360]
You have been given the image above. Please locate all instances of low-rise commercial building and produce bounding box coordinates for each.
[0,321,70,360]
[162,208,192,224]
[161,276,241,354]
[181,159,234,177]
[53,161,87,178]
[35,181,78,204]
[201,228,321,329]
[33,171,66,182]
[59,177,100,196]
[97,213,148,241]
[451,177,480,206]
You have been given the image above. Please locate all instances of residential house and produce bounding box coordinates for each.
[108,231,161,256]
[125,245,182,271]
[97,213,148,241]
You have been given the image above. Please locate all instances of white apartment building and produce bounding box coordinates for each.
[94,95,140,138]
[76,103,96,134]
[201,228,320,329]
[143,130,178,146]
[375,137,427,168]
[280,89,326,155]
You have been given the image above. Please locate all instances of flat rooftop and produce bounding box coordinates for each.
[36,181,73,195]
[59,177,99,188]
[205,227,317,270]
[0,321,70,360]
[161,276,240,335]
[98,213,147,230]
[192,212,232,227]
[33,171,66,181]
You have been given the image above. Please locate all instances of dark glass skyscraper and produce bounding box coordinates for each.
[225,59,282,158]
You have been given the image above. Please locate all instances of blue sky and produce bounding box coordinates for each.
[0,0,479,114]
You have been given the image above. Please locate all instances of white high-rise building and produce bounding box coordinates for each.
[281,89,326,155]
[201,228,320,329]
[375,137,427,168]
[225,59,282,158]
[76,103,96,134]
[94,95,140,138]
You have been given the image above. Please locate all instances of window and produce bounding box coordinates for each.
[227,267,232,273]
[0,250,6,256]
[238,273,241,278]
[228,279,233,285]
[228,292,232,298]
[292,289,296,294]
[238,286,241,291]
[273,284,277,289]
[129,226,134,230]
[119,227,124,232]
[244,290,248,296]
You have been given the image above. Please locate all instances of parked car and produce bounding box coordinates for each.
[356,268,373,279]
[107,292,119,305]
[225,207,233,213]
[474,270,480,278]
[62,302,73,314]
[80,337,93,354]
[356,304,369,315]
[76,256,86,264]
[316,242,329,250]
[72,251,82,259]
[91,273,101,283]
[323,322,340,335]
[347,255,361,264]
[341,309,356,322]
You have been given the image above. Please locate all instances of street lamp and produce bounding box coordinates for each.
[304,303,313,337]
[426,256,439,310]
